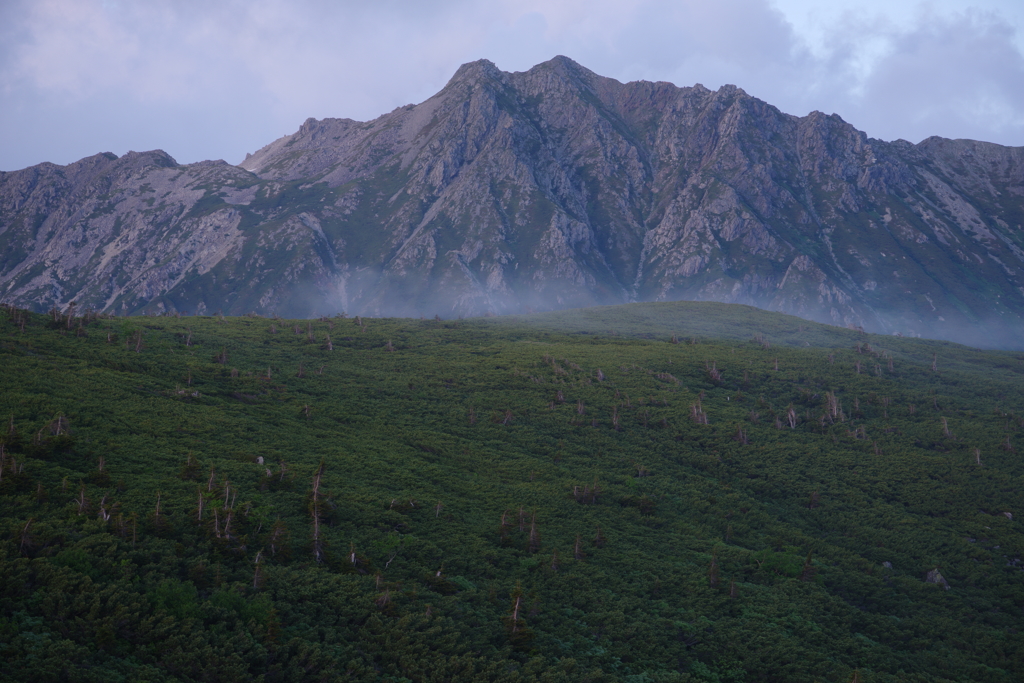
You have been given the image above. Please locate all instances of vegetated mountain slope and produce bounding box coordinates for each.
[1,302,1023,682]
[2,57,1023,347]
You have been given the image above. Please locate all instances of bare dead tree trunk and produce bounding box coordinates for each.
[252,551,263,589]
[19,519,33,555]
[735,426,749,445]
[97,496,110,523]
[826,392,839,420]
[269,519,287,557]
[497,509,511,543]
[511,593,522,632]
[311,460,326,563]
[74,483,88,515]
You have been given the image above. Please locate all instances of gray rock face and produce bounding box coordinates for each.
[2,56,1024,347]
[925,568,951,590]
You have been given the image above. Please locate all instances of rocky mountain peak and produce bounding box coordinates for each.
[2,58,1023,347]
[448,57,502,81]
[122,149,178,167]
[529,54,598,82]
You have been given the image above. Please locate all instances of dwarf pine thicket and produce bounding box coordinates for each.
[0,302,1022,682]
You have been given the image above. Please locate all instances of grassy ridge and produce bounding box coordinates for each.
[1,303,1022,682]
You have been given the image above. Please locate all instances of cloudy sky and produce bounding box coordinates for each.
[1,0,1022,172]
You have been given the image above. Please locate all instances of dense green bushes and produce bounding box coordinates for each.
[0,302,1022,681]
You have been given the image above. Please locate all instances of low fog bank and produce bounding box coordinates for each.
[299,280,1024,351]
[467,301,1024,383]
[326,294,1024,352]
[71,287,1024,353]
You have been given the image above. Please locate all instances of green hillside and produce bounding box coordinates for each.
[1,302,1022,682]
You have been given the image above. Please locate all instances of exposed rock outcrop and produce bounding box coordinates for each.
[925,568,951,590]
[2,56,1023,347]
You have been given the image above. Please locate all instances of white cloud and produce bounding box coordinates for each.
[0,0,1021,171]
[843,9,1024,142]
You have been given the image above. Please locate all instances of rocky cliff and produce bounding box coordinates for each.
[2,56,1023,346]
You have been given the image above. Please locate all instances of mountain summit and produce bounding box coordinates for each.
[2,57,1023,346]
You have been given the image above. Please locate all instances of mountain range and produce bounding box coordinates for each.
[1,56,1022,347]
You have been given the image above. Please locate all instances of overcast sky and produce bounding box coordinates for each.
[2,0,1022,172]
